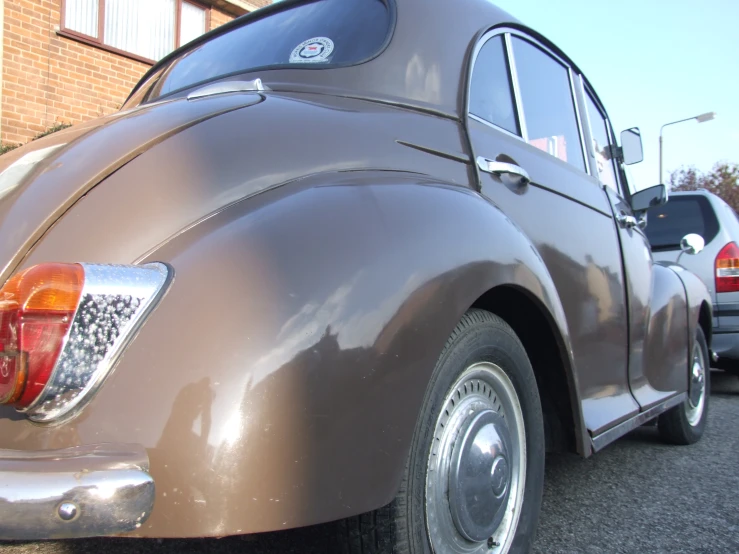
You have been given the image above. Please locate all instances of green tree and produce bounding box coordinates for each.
[670,162,739,213]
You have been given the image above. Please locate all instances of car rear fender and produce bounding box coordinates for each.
[660,262,713,349]
[0,171,583,537]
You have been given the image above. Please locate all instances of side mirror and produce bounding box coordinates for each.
[630,183,667,213]
[680,233,705,256]
[620,127,644,165]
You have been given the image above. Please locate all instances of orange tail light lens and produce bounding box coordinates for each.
[0,262,169,422]
[715,242,739,294]
[0,264,84,407]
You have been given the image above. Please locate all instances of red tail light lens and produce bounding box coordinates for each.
[716,242,739,293]
[0,264,84,407]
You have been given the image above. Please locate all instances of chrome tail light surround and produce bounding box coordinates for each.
[21,263,171,423]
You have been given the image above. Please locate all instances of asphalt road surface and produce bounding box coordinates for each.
[2,372,738,554]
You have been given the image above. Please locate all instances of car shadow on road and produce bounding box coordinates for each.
[0,536,271,554]
[711,369,739,396]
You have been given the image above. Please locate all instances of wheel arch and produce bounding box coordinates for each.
[667,263,714,354]
[699,300,712,348]
[471,285,584,456]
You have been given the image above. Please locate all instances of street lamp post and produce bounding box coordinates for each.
[659,111,716,185]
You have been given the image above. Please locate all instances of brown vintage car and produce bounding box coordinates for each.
[0,0,713,552]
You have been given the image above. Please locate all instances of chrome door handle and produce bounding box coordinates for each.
[616,212,638,229]
[476,157,531,186]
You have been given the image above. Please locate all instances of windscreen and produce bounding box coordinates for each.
[132,0,392,103]
[646,195,719,250]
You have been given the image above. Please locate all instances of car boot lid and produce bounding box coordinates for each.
[0,92,263,283]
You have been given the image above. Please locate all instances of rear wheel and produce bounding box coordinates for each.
[658,326,710,445]
[326,309,545,553]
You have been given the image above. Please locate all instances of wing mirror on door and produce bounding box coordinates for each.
[620,127,644,165]
[630,184,667,213]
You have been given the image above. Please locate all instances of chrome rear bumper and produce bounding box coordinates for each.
[0,443,154,540]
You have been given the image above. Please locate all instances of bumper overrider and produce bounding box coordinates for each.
[0,262,172,539]
[0,443,154,539]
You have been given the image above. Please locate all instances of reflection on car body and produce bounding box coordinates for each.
[0,0,712,552]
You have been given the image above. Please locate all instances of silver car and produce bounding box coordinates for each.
[648,190,739,374]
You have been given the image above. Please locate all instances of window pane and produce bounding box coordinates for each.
[105,0,175,61]
[469,36,519,136]
[645,196,720,250]
[145,0,391,99]
[65,0,99,38]
[585,93,618,191]
[512,37,585,172]
[181,3,207,47]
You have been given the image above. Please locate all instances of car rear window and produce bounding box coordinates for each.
[646,195,719,251]
[130,0,392,102]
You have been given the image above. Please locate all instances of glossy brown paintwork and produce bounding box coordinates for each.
[606,189,690,409]
[0,93,264,284]
[0,0,711,539]
[18,93,470,269]
[469,118,640,435]
[1,173,575,536]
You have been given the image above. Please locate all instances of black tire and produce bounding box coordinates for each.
[658,326,710,445]
[326,309,545,553]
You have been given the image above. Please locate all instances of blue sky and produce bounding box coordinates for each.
[493,0,738,191]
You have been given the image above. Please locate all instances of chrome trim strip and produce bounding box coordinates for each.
[578,74,600,181]
[465,31,526,142]
[504,33,528,142]
[505,28,574,73]
[395,140,471,164]
[581,74,626,193]
[23,263,171,422]
[467,28,592,165]
[603,111,626,194]
[568,67,590,175]
[187,78,269,100]
[579,75,592,136]
[590,393,687,452]
[0,443,154,540]
[468,113,523,141]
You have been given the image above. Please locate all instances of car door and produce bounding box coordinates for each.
[465,30,639,435]
[581,88,688,409]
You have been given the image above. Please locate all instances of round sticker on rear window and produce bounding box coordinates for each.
[289,37,334,63]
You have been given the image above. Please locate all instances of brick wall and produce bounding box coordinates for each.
[210,6,235,30]
[1,0,236,145]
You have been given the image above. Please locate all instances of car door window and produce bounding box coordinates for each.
[510,37,586,172]
[584,92,619,192]
[469,35,519,136]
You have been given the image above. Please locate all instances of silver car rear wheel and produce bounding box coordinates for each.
[685,339,707,427]
[659,326,710,445]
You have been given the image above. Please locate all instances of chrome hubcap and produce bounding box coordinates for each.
[490,456,509,497]
[686,342,706,426]
[449,409,512,541]
[426,363,526,554]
